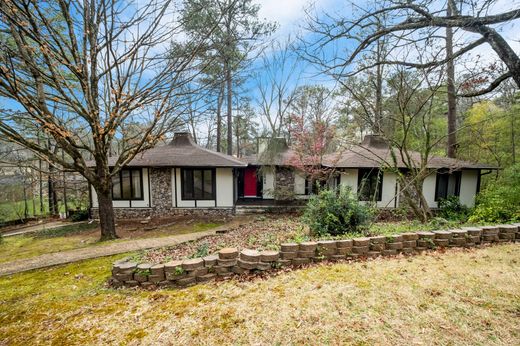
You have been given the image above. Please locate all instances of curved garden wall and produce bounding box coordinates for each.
[110,224,520,289]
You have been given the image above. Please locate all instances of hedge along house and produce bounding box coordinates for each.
[89,132,247,219]
[238,135,496,209]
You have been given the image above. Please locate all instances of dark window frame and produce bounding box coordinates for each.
[111,168,144,201]
[434,170,461,201]
[304,177,327,195]
[358,168,383,202]
[181,168,216,201]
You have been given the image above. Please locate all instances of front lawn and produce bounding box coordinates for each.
[0,244,518,344]
[0,219,225,264]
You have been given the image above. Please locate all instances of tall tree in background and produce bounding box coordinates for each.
[0,0,211,240]
[446,0,457,158]
[181,0,275,154]
[303,0,520,157]
[256,38,301,137]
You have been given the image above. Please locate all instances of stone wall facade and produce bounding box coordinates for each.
[150,168,174,217]
[110,223,520,289]
[90,208,152,219]
[274,167,295,201]
[91,207,234,220]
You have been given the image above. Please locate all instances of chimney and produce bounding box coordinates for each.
[257,137,288,156]
[361,134,389,149]
[170,132,195,146]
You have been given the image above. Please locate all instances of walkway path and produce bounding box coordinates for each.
[2,221,87,237]
[0,229,219,277]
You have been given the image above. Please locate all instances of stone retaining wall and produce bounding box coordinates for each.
[91,207,233,220]
[110,223,520,289]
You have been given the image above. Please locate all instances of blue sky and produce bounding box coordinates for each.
[2,0,519,135]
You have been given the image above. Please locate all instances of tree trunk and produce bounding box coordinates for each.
[235,113,240,157]
[62,151,68,217]
[48,165,58,216]
[446,3,457,158]
[216,82,224,152]
[400,175,432,223]
[226,64,233,155]
[374,31,383,134]
[95,186,118,241]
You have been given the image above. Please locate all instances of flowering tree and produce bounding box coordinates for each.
[288,113,337,190]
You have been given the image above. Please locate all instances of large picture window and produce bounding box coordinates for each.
[182,168,215,200]
[358,168,383,201]
[112,169,143,200]
[435,171,461,201]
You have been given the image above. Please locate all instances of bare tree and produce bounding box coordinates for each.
[256,38,301,137]
[303,0,520,94]
[0,0,213,240]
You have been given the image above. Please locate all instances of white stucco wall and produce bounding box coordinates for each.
[91,168,150,208]
[422,171,438,208]
[262,167,275,199]
[294,171,306,195]
[216,168,234,207]
[379,171,398,208]
[459,170,479,207]
[339,169,358,194]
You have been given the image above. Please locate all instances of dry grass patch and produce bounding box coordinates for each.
[0,245,519,345]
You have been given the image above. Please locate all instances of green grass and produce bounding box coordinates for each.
[0,245,518,344]
[0,221,223,264]
[0,231,98,264]
[32,222,98,238]
[0,198,87,223]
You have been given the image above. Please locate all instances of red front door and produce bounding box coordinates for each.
[244,167,258,197]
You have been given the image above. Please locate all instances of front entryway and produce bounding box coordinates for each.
[237,167,263,198]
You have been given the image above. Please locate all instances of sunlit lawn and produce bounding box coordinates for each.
[0,244,518,345]
[0,222,221,264]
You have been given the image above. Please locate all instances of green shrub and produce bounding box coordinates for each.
[302,186,374,237]
[437,196,470,221]
[69,209,89,222]
[190,243,209,258]
[469,164,520,223]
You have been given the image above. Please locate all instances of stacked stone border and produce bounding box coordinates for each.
[110,223,520,289]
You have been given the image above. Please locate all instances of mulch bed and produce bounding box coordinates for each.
[139,214,307,263]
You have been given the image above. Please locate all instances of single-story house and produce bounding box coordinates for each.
[89,133,495,219]
[89,132,247,219]
[238,135,496,209]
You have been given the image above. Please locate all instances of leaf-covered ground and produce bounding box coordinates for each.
[138,214,488,263]
[0,244,518,345]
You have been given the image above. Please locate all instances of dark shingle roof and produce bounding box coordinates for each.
[88,133,246,168]
[323,135,497,170]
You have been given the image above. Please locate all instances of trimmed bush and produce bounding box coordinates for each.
[302,186,374,237]
[470,164,520,223]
